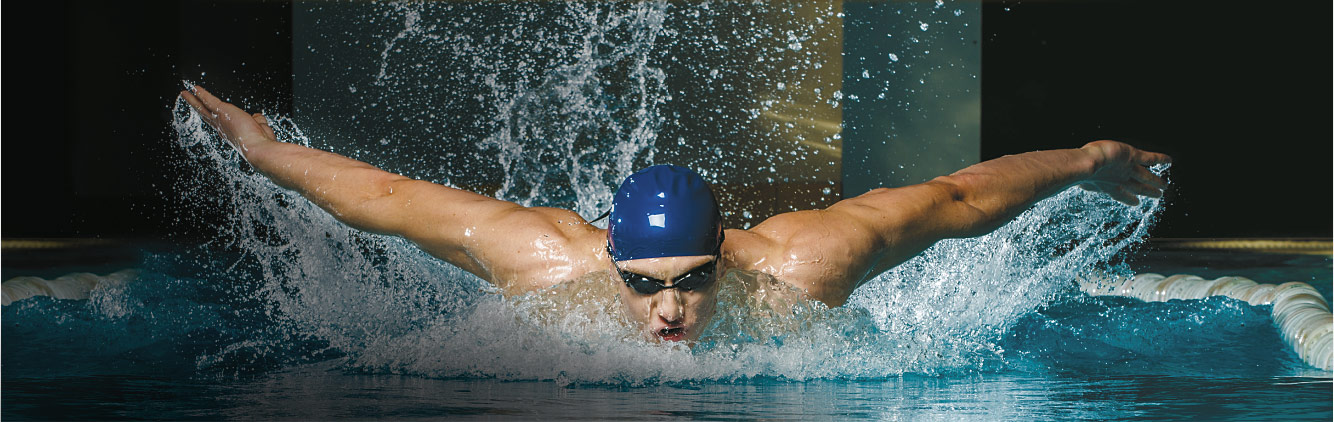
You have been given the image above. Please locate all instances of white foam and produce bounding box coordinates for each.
[168,1,1169,383]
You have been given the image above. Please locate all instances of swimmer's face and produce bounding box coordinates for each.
[611,254,721,344]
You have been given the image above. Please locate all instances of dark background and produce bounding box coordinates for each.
[4,0,1330,240]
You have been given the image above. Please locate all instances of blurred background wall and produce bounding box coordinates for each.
[4,0,1329,241]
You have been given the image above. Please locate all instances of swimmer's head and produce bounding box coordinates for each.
[606,165,723,260]
[605,165,724,343]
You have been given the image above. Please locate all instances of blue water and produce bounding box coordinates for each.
[4,244,1331,419]
[3,368,1329,420]
[5,291,1333,420]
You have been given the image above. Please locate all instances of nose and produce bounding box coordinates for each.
[657,290,684,324]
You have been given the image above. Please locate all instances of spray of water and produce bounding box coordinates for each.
[295,1,862,220]
[168,90,1168,383]
[160,2,1175,383]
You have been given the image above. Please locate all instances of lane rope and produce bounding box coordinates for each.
[5,268,1330,370]
[1,269,140,306]
[1151,238,1332,255]
[1080,272,1333,371]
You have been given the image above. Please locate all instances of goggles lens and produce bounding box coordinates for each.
[608,245,718,295]
[619,261,716,295]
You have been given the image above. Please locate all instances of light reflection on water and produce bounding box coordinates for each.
[4,365,1330,420]
[4,249,1331,419]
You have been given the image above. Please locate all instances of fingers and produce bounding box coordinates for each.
[179,90,203,112]
[1083,179,1158,205]
[1079,141,1170,205]
[178,90,216,125]
[1108,186,1141,206]
[179,85,241,123]
[1122,179,1162,198]
[1087,139,1171,166]
[1112,167,1166,201]
[191,85,227,113]
[1136,149,1172,166]
[1131,165,1168,191]
[253,113,277,139]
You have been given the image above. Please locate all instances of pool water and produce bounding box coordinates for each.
[3,365,1328,420]
[4,242,1331,419]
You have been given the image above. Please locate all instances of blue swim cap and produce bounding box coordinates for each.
[607,165,723,261]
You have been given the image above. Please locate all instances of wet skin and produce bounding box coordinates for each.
[181,86,1171,345]
[611,255,721,343]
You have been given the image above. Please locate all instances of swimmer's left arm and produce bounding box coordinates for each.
[739,141,1170,306]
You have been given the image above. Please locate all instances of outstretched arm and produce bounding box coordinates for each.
[731,141,1170,306]
[180,86,602,293]
[890,140,1171,238]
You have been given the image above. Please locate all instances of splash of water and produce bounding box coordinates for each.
[295,1,862,220]
[168,91,1170,383]
[158,2,1178,384]
[306,2,678,219]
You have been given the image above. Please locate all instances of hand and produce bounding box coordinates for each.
[1078,140,1172,205]
[179,85,277,159]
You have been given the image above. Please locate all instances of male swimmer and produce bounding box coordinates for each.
[180,86,1170,344]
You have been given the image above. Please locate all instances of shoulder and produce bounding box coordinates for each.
[459,206,610,295]
[729,208,885,265]
[722,211,880,307]
[476,206,602,242]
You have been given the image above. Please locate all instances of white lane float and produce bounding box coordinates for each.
[1,269,140,306]
[4,268,1330,370]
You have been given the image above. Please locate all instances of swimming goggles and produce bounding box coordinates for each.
[607,244,719,295]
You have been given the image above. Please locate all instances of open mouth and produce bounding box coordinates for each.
[656,326,686,341]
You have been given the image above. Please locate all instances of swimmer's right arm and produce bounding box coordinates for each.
[180,86,430,235]
[180,86,604,292]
